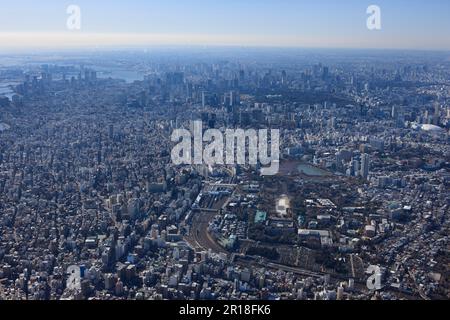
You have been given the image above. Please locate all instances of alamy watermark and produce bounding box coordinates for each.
[63,5,380,32]
[366,265,383,290]
[63,5,381,38]
[171,121,280,176]
[66,265,82,290]
[367,5,381,30]
[67,5,81,31]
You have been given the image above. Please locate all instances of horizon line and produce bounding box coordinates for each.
[1,32,450,53]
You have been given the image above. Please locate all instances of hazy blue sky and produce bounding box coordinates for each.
[0,0,449,50]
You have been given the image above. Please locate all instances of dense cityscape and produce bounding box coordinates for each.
[0,48,449,301]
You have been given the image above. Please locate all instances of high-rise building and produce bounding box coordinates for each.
[281,70,287,85]
[433,102,441,125]
[392,105,398,119]
[109,124,114,139]
[360,154,370,180]
[337,286,344,300]
[351,159,360,177]
[228,90,240,107]
[201,91,207,108]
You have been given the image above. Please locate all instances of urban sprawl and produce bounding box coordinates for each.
[0,50,449,300]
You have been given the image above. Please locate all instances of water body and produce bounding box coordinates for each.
[96,68,143,83]
[297,164,329,177]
